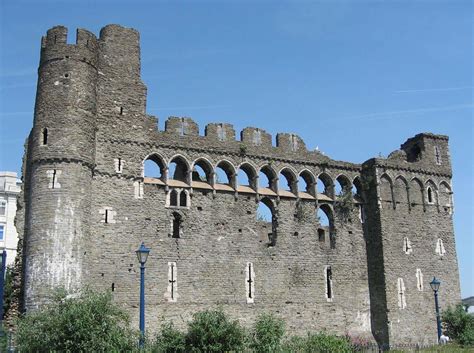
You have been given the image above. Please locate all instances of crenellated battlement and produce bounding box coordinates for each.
[20,25,461,348]
[40,26,99,68]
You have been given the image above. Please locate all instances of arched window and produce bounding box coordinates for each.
[439,181,452,213]
[380,174,393,205]
[410,178,424,207]
[180,190,187,207]
[317,204,335,249]
[352,177,363,201]
[259,165,277,190]
[299,170,315,195]
[192,159,213,183]
[335,174,351,196]
[42,128,48,145]
[257,197,278,246]
[279,168,297,194]
[169,156,189,183]
[143,154,165,179]
[427,187,433,204]
[238,163,257,189]
[394,176,409,206]
[426,180,437,205]
[170,189,178,206]
[215,161,235,187]
[317,173,333,198]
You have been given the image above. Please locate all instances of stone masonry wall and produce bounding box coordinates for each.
[20,24,462,348]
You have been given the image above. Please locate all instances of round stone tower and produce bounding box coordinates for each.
[23,26,98,309]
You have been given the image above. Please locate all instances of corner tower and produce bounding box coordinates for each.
[23,26,99,309]
[362,133,460,346]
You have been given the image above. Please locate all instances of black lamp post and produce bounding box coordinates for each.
[136,242,150,349]
[429,277,442,343]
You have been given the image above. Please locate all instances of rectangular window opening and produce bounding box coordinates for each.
[105,209,109,224]
[326,266,333,301]
[167,262,178,302]
[0,201,6,216]
[246,262,255,303]
[0,225,4,240]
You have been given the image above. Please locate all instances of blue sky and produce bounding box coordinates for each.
[0,0,472,297]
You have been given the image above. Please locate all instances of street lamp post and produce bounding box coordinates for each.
[136,242,150,349]
[429,277,442,343]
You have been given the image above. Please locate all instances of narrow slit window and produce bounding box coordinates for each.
[119,107,124,115]
[435,238,446,256]
[105,209,109,224]
[42,128,48,145]
[47,169,61,189]
[134,181,143,199]
[416,269,423,291]
[246,262,255,303]
[397,278,406,309]
[403,237,412,254]
[167,262,178,302]
[435,146,442,165]
[427,187,433,204]
[111,283,115,292]
[115,158,123,173]
[325,266,333,301]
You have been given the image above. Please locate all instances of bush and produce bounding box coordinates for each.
[185,308,246,352]
[152,322,186,353]
[281,332,353,353]
[250,313,285,352]
[443,304,474,346]
[16,288,138,352]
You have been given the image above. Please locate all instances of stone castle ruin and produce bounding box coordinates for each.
[16,24,461,346]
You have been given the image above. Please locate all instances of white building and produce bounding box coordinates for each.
[0,172,21,268]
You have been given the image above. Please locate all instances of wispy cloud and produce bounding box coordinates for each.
[322,103,473,122]
[395,86,473,93]
[149,105,230,112]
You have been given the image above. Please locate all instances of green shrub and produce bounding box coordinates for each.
[16,288,138,353]
[443,304,474,346]
[250,313,285,352]
[152,322,186,353]
[281,332,352,353]
[185,308,246,352]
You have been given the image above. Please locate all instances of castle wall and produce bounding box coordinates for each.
[19,24,462,347]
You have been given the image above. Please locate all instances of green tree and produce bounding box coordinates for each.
[16,289,138,352]
[250,313,285,352]
[443,304,474,346]
[152,322,186,353]
[185,309,246,352]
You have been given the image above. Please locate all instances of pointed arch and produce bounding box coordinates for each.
[237,162,257,189]
[259,165,277,190]
[278,167,298,194]
[410,178,424,207]
[317,204,336,249]
[394,176,409,206]
[169,154,190,183]
[143,153,166,179]
[335,174,352,196]
[425,179,438,205]
[191,157,214,183]
[257,197,278,246]
[379,174,393,205]
[352,176,364,202]
[317,172,334,199]
[438,181,452,209]
[298,169,316,195]
[215,160,236,187]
